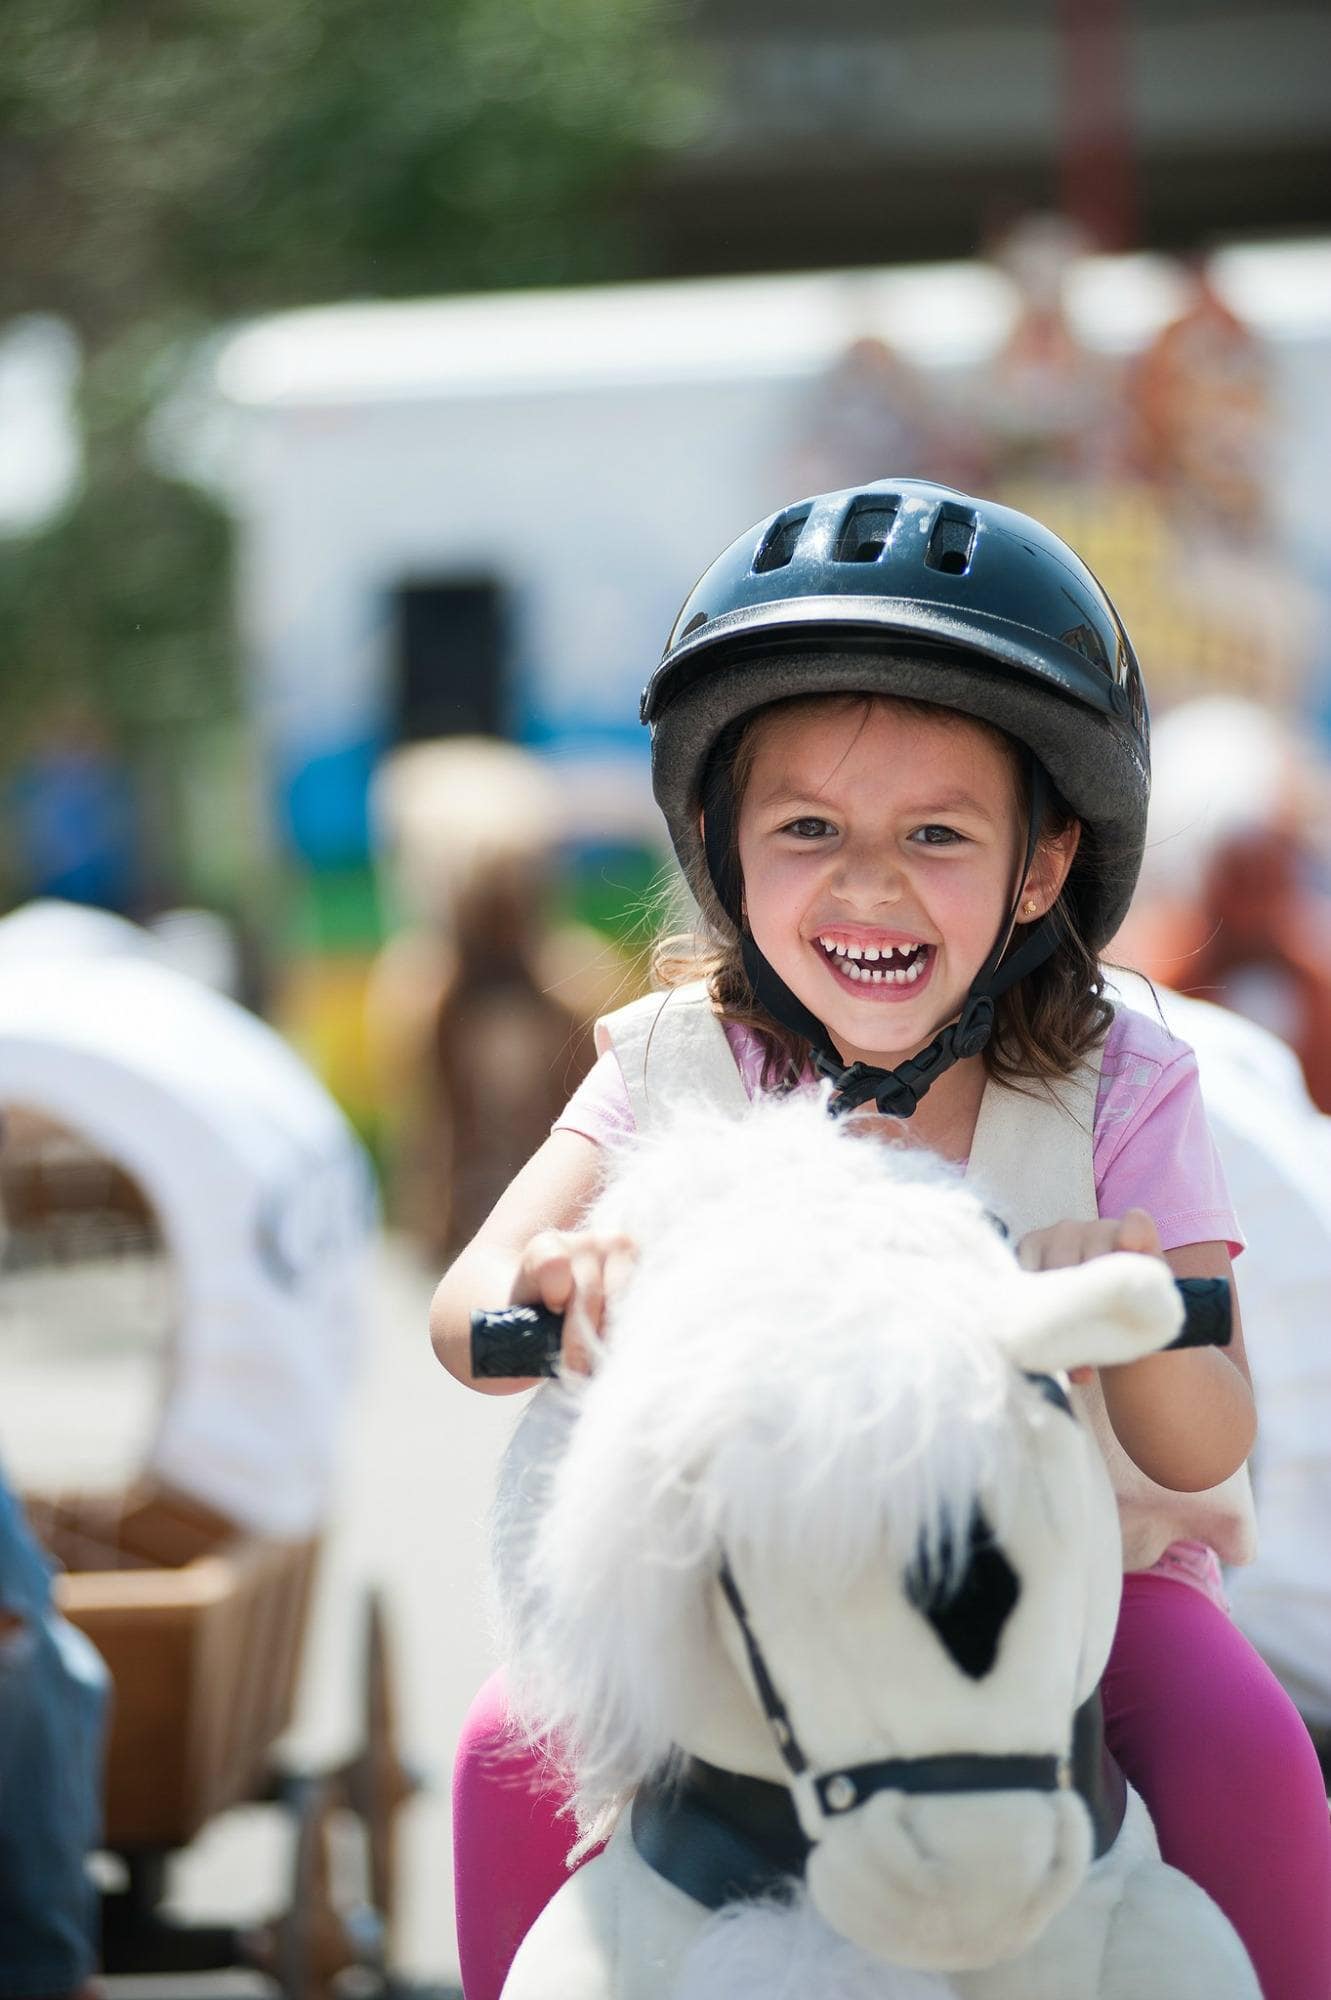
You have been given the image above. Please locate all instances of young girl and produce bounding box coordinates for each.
[431,479,1331,2000]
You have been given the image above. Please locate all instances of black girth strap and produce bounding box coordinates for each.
[631,1759,810,1912]
[1070,1682,1128,1860]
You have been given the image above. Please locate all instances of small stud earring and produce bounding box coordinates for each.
[1022,898,1039,917]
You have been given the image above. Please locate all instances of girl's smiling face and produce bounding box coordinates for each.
[734,698,1071,1070]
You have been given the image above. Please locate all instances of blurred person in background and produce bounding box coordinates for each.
[784,333,977,498]
[0,1467,107,2000]
[977,214,1124,488]
[368,738,627,1262]
[1115,696,1331,1111]
[1127,260,1272,546]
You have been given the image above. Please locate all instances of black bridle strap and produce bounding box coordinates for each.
[631,1707,1127,1915]
[720,1554,1067,1811]
[717,1556,810,1777]
[717,1554,1125,1849]
[815,1752,1065,1815]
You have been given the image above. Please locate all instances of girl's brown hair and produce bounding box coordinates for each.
[652,693,1113,1093]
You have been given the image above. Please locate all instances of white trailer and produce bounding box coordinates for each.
[211,240,1331,865]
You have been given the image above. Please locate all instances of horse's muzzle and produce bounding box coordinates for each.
[807,1788,1094,1971]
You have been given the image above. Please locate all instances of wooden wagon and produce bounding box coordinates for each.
[0,930,414,1996]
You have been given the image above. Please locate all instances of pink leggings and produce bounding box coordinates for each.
[452,1573,1331,2000]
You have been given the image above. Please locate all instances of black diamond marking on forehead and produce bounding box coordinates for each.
[905,1506,1021,1680]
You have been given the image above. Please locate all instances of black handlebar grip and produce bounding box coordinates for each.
[1166,1276,1232,1351]
[470,1303,565,1379]
[469,1276,1232,1380]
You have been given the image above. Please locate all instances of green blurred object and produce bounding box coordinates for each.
[559,843,663,945]
[284,868,385,955]
[173,721,269,910]
[1,0,690,335]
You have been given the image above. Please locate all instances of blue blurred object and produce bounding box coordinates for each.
[279,735,383,869]
[0,1473,108,1998]
[9,740,141,913]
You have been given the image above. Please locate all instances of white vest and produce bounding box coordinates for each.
[595,982,1256,1575]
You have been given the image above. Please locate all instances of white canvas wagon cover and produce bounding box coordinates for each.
[0,955,375,1535]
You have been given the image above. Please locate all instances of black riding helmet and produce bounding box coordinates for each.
[642,478,1150,1118]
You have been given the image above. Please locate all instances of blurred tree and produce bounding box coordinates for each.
[0,0,691,335]
[0,0,694,900]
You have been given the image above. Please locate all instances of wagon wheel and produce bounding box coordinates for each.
[340,1588,417,1937]
[266,1774,386,2000]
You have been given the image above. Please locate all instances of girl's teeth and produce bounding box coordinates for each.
[834,948,926,986]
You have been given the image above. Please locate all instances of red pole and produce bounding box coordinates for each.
[1056,0,1138,252]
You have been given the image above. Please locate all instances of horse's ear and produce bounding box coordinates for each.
[998,1253,1184,1374]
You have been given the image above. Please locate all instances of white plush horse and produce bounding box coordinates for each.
[494,1092,1259,2000]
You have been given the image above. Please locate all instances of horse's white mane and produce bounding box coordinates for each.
[496,1089,1031,1821]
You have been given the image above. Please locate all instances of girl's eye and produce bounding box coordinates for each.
[911,824,965,847]
[781,817,834,839]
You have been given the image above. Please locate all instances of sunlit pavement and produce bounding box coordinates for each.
[2,1233,518,1991]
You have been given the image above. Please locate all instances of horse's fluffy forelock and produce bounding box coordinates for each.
[499,1089,1027,1822]
[592,1091,1022,1574]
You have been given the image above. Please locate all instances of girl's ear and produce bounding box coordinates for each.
[1021,819,1081,920]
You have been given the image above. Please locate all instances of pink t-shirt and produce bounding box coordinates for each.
[554,1001,1242,1259]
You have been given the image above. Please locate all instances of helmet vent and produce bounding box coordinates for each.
[926,506,978,576]
[752,505,812,575]
[834,497,899,564]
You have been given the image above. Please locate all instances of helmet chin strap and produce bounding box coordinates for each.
[704,755,1057,1121]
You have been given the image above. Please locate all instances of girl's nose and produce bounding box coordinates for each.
[832,843,904,909]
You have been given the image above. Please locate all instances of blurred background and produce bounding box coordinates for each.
[2,0,1331,1993]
